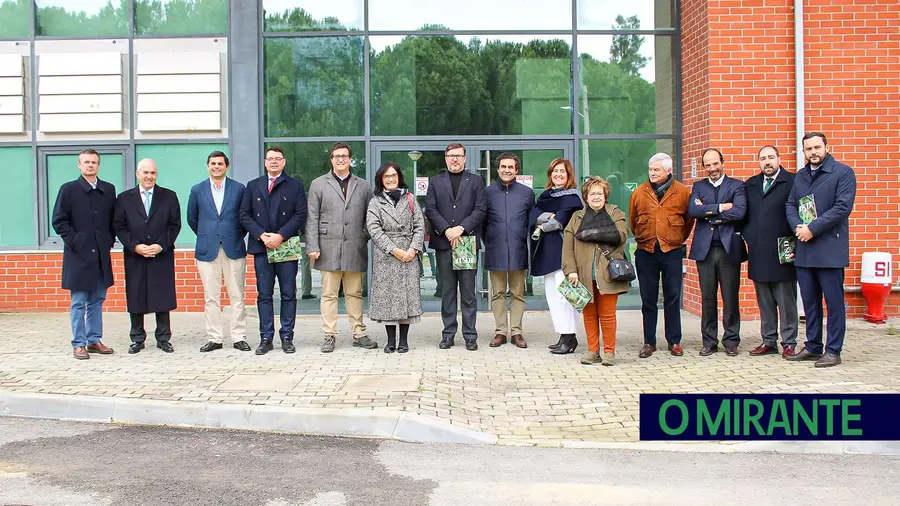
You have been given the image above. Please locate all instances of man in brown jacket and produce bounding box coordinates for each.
[628,152,694,358]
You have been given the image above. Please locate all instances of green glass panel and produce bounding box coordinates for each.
[0,147,34,247]
[135,0,228,36]
[136,143,228,245]
[47,153,125,239]
[584,138,675,217]
[578,34,676,134]
[264,37,365,137]
[263,0,363,32]
[370,35,572,136]
[577,0,676,30]
[36,0,130,37]
[0,0,30,38]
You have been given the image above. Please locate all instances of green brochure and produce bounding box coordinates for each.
[777,236,796,264]
[267,236,303,264]
[798,194,817,224]
[557,277,593,312]
[452,235,477,270]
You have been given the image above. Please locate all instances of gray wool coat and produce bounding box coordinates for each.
[366,190,425,322]
[305,172,372,272]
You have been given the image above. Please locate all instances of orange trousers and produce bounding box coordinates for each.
[583,286,619,353]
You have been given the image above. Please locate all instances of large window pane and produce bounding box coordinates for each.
[263,0,363,32]
[36,0,129,37]
[371,35,572,136]
[583,138,675,211]
[0,147,34,246]
[135,0,228,36]
[578,0,675,30]
[264,37,365,137]
[578,34,675,135]
[369,0,572,31]
[0,0,31,38]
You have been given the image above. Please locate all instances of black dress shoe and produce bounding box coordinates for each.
[128,342,145,354]
[465,340,478,351]
[384,344,395,353]
[550,335,578,355]
[301,294,317,300]
[282,341,296,354]
[200,342,223,352]
[397,345,409,354]
[157,341,174,353]
[256,340,274,355]
[438,337,454,349]
[725,345,739,357]
[699,345,718,356]
[233,341,252,352]
[548,334,566,350]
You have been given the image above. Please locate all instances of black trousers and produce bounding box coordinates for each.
[635,245,683,346]
[697,246,741,347]
[435,249,478,342]
[130,312,171,343]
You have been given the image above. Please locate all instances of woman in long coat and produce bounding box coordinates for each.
[366,162,425,353]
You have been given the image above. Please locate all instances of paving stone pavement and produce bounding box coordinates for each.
[0,310,897,445]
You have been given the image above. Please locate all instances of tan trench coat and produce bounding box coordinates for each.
[561,204,630,296]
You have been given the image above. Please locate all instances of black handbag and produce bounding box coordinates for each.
[602,249,636,282]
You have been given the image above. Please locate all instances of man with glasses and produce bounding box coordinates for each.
[424,143,487,351]
[306,142,376,353]
[239,146,307,355]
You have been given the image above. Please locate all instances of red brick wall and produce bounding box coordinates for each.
[680,0,900,320]
[0,252,258,312]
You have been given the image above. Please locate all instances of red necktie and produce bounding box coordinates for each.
[268,177,275,193]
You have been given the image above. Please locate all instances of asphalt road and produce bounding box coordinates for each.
[1,417,898,506]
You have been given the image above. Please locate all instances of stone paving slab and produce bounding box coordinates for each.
[0,310,897,445]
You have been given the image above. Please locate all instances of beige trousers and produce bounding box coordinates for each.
[490,270,527,335]
[320,270,367,338]
[196,247,247,343]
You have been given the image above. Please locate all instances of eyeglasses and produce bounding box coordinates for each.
[331,155,351,160]
[445,154,465,160]
[383,174,399,180]
[587,192,605,198]
[265,157,284,162]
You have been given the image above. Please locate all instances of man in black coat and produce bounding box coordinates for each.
[114,158,182,354]
[424,143,487,351]
[51,149,117,360]
[742,145,798,359]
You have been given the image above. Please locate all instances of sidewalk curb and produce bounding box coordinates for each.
[500,439,900,456]
[0,391,497,446]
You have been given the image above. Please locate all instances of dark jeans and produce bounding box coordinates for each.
[635,245,683,346]
[129,312,170,344]
[435,248,477,341]
[697,246,741,348]
[796,267,846,355]
[254,254,298,342]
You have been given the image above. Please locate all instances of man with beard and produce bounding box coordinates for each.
[743,145,798,358]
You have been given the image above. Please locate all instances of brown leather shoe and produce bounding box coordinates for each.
[668,344,683,356]
[489,334,507,347]
[815,352,841,368]
[785,347,822,362]
[781,345,796,359]
[86,342,114,354]
[639,344,656,358]
[73,347,90,360]
[699,345,719,356]
[750,344,778,356]
[510,334,527,348]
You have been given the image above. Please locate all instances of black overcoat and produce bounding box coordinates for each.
[743,168,797,283]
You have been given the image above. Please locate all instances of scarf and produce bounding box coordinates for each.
[650,174,673,201]
[575,206,621,246]
[384,188,405,204]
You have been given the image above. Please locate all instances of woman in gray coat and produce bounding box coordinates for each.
[366,163,425,353]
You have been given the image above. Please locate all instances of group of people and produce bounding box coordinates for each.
[55,133,855,369]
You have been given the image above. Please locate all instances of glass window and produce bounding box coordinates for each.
[46,152,125,239]
[578,0,675,30]
[583,138,675,211]
[369,0,572,31]
[0,147,34,246]
[135,0,228,36]
[0,0,31,39]
[36,0,130,37]
[371,35,572,136]
[264,36,365,137]
[263,0,363,32]
[578,34,675,135]
[273,141,365,191]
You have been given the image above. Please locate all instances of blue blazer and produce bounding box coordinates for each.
[688,175,747,264]
[423,170,487,251]
[785,154,856,268]
[239,172,308,256]
[187,177,247,262]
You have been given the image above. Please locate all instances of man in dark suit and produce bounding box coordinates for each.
[187,151,250,353]
[239,146,307,355]
[52,149,117,360]
[688,148,747,357]
[786,132,857,368]
[424,143,487,351]
[743,145,798,359]
[114,158,182,354]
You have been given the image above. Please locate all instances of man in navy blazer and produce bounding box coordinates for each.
[187,151,250,353]
[239,146,307,355]
[688,148,747,357]
[424,143,487,351]
[785,132,857,368]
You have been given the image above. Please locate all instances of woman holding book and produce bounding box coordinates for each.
[562,176,630,365]
[366,163,425,353]
[528,158,584,354]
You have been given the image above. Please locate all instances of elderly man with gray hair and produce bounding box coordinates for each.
[628,152,694,359]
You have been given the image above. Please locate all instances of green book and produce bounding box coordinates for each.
[267,236,303,263]
[557,277,593,312]
[777,236,796,264]
[452,235,477,270]
[798,194,817,224]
